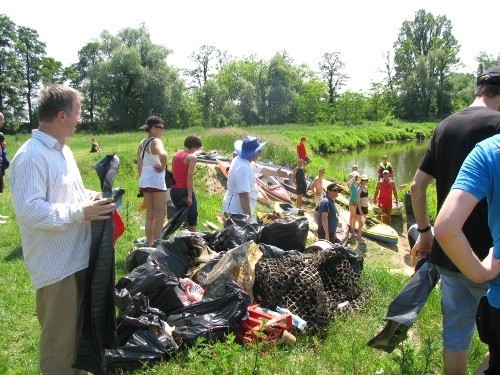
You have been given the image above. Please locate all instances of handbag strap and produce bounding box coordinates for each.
[141,137,156,159]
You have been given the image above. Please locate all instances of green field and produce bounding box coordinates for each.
[0,123,483,374]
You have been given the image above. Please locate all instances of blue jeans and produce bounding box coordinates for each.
[438,266,487,351]
[170,188,198,226]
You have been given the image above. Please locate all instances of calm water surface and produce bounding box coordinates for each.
[322,140,429,185]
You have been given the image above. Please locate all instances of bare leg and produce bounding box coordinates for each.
[384,206,392,225]
[357,214,364,243]
[444,349,467,375]
[151,192,167,242]
[296,194,303,209]
[143,192,155,246]
[475,352,490,375]
[349,204,357,236]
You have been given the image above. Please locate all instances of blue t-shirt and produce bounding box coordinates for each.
[452,134,500,308]
[317,196,338,237]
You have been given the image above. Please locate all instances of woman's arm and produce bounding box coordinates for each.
[151,139,168,171]
[137,143,143,175]
[185,154,197,205]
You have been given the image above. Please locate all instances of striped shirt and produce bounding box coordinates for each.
[9,130,91,289]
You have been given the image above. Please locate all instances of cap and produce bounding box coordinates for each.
[382,170,390,174]
[139,115,164,130]
[477,66,500,86]
[327,183,339,192]
[360,174,369,180]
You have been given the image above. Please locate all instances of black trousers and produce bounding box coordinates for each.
[477,296,500,374]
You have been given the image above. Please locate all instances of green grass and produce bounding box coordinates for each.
[0,122,484,374]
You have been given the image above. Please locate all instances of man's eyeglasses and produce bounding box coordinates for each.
[153,125,164,130]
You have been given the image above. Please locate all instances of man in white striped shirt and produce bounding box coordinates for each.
[9,84,115,375]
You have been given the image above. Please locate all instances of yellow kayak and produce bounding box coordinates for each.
[372,201,404,216]
[338,209,398,245]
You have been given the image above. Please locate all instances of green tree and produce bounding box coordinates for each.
[366,82,392,121]
[71,42,103,123]
[296,79,329,124]
[187,45,229,88]
[336,91,367,125]
[446,72,475,113]
[393,9,460,119]
[91,25,186,130]
[215,57,268,125]
[319,52,347,105]
[16,25,47,127]
[266,52,301,124]
[39,57,63,85]
[0,14,24,127]
[475,52,500,75]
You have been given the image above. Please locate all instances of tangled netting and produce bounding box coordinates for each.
[253,244,369,334]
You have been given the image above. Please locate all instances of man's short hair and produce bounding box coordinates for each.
[38,84,81,123]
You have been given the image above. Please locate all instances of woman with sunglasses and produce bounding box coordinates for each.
[137,116,168,246]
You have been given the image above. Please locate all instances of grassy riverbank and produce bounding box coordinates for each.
[0,122,475,374]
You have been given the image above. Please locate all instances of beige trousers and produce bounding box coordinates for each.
[36,269,87,375]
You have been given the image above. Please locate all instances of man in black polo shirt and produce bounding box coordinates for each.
[411,66,500,374]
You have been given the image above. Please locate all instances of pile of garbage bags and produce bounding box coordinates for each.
[107,214,365,370]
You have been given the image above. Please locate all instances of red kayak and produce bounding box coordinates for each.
[255,173,291,203]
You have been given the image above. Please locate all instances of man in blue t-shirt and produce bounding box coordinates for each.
[435,134,500,373]
[317,183,339,242]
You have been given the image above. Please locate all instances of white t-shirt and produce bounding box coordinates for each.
[222,156,262,215]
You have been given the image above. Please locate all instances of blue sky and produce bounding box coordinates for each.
[3,0,500,91]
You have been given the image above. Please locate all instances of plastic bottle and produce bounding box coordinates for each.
[254,306,281,318]
[179,278,204,302]
[276,306,308,331]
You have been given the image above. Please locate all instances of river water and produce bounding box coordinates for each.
[322,140,430,185]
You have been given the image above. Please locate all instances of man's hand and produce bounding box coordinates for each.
[412,230,433,259]
[83,197,116,220]
[481,247,500,281]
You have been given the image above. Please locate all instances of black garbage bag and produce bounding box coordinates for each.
[367,259,439,353]
[125,247,156,273]
[258,216,309,251]
[258,243,303,258]
[105,330,176,371]
[210,214,261,252]
[115,293,168,346]
[166,282,251,346]
[74,154,120,375]
[114,258,185,316]
[190,252,226,287]
[161,205,189,240]
[153,231,210,278]
[107,293,178,370]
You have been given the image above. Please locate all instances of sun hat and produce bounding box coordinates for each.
[351,171,359,177]
[139,115,164,130]
[360,174,369,180]
[234,136,266,159]
[477,66,500,86]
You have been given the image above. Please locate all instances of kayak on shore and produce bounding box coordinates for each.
[338,209,398,245]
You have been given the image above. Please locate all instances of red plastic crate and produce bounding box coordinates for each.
[235,304,293,344]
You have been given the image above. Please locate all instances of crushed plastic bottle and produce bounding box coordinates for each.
[276,306,308,331]
[179,278,204,302]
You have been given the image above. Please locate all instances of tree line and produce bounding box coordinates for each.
[1,9,500,133]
